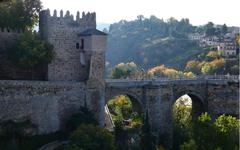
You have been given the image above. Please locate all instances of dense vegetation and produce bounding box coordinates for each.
[107,95,143,149]
[106,16,200,70]
[9,32,54,69]
[66,124,116,150]
[0,0,42,30]
[108,50,238,79]
[0,0,54,71]
[171,96,240,150]
[0,120,67,150]
[106,16,238,75]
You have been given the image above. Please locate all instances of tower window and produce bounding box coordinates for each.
[76,43,80,49]
[80,39,84,50]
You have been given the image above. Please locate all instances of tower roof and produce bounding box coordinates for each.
[78,28,107,36]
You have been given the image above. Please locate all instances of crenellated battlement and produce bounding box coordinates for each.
[40,9,96,23]
[39,9,96,41]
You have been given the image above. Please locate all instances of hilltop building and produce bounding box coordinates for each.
[188,31,239,57]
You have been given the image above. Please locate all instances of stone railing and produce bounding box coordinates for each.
[106,75,239,83]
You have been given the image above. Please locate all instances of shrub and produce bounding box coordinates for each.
[65,106,98,132]
[9,32,54,70]
[66,124,116,150]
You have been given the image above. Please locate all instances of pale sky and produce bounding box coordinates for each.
[41,0,240,27]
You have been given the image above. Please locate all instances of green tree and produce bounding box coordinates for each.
[221,24,228,35]
[181,113,240,150]
[180,139,198,150]
[205,22,216,36]
[191,113,218,150]
[214,114,239,150]
[65,105,98,133]
[109,62,139,79]
[9,32,54,70]
[173,97,192,150]
[67,124,116,150]
[140,111,156,150]
[108,95,143,150]
[201,63,211,74]
[0,0,42,30]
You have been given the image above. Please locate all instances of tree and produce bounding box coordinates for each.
[183,71,195,78]
[191,113,218,150]
[185,60,201,74]
[209,58,226,74]
[201,63,211,74]
[236,33,240,46]
[173,97,192,150]
[8,32,54,71]
[65,105,98,133]
[0,0,42,30]
[109,62,139,79]
[140,110,156,150]
[214,114,240,150]
[206,51,220,60]
[221,24,228,35]
[67,124,116,150]
[181,113,240,150]
[108,95,143,150]
[205,22,216,36]
[180,139,198,150]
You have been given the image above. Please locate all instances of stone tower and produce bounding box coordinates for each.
[39,9,107,82]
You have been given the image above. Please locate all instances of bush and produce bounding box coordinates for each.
[66,124,116,150]
[65,106,98,132]
[180,139,198,150]
[0,120,66,150]
[180,113,240,150]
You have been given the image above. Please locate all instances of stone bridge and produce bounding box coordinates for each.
[105,76,239,139]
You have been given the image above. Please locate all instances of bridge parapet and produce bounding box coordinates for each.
[106,75,239,87]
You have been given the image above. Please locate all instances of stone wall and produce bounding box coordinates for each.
[0,80,92,134]
[207,80,239,118]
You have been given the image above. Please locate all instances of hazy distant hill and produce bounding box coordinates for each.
[106,16,232,70]
[97,23,110,31]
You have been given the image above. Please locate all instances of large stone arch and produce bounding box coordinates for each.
[173,90,206,120]
[105,91,143,113]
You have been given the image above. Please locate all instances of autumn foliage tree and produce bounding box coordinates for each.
[185,50,226,75]
[148,65,195,78]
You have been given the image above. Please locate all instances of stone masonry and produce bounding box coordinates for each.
[0,9,107,134]
[105,77,239,141]
[39,9,106,82]
[0,8,238,140]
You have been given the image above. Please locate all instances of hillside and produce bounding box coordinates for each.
[106,16,221,70]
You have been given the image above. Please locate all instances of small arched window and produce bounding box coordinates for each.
[76,43,80,49]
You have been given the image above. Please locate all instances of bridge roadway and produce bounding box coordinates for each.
[105,75,239,87]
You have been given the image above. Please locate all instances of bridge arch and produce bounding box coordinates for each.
[105,92,143,113]
[173,91,205,120]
